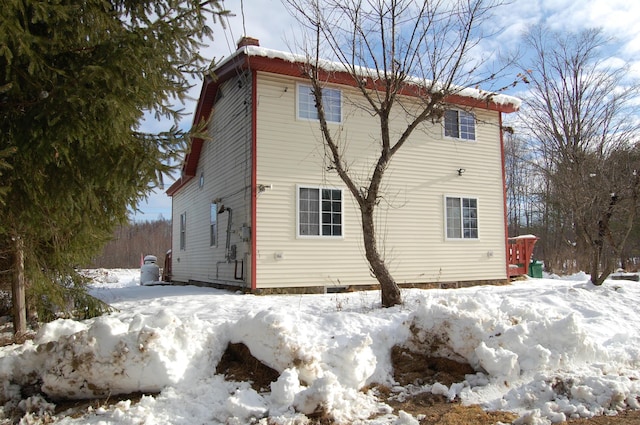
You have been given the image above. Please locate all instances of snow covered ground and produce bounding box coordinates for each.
[1,269,640,424]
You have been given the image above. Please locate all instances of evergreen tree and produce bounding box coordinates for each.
[0,0,228,334]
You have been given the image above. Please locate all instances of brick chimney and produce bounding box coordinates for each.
[237,36,260,49]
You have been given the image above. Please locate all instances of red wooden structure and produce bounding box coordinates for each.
[507,235,538,277]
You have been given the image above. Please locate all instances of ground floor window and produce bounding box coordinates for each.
[446,196,478,239]
[298,186,343,237]
[180,212,187,249]
[210,203,218,247]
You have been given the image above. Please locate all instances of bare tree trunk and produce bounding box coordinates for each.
[12,235,27,336]
[361,207,401,307]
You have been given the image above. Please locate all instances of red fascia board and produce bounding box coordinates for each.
[245,55,519,114]
[166,175,194,196]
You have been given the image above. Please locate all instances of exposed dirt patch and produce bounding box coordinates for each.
[386,346,640,425]
[216,342,280,392]
[390,345,475,387]
[386,345,518,424]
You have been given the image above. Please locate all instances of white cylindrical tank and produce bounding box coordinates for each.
[140,255,159,285]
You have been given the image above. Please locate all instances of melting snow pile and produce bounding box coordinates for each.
[1,271,639,424]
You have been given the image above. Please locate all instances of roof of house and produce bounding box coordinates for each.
[167,39,521,196]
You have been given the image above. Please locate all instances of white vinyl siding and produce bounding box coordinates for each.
[255,72,507,288]
[170,72,253,285]
[297,186,343,237]
[297,83,342,123]
[444,109,475,141]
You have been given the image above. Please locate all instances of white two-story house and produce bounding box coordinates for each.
[166,37,521,293]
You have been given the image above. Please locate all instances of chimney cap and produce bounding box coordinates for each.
[237,36,260,49]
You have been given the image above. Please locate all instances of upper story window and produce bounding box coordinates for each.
[298,84,342,123]
[444,109,475,141]
[298,186,343,237]
[445,196,478,239]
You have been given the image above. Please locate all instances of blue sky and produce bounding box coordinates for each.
[131,0,640,222]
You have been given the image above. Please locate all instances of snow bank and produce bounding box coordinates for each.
[1,271,640,424]
[1,310,220,401]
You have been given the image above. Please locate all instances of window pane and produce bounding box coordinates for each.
[210,203,217,246]
[298,85,317,120]
[298,85,341,123]
[299,188,320,235]
[444,110,459,138]
[180,213,186,249]
[459,111,476,140]
[462,198,478,238]
[300,187,342,237]
[446,197,461,238]
[323,88,342,123]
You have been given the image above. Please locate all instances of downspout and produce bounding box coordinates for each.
[251,69,258,291]
[215,204,236,280]
[219,205,233,261]
[499,112,510,279]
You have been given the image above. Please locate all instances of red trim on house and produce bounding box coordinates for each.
[240,55,519,113]
[251,69,258,291]
[499,112,510,278]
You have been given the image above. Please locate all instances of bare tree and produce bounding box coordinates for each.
[504,132,542,235]
[285,0,511,306]
[519,26,640,285]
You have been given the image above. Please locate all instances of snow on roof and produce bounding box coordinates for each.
[216,45,521,111]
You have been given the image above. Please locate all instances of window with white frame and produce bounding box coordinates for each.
[445,196,478,239]
[298,186,343,237]
[444,109,475,141]
[180,212,187,250]
[210,203,218,247]
[298,84,342,123]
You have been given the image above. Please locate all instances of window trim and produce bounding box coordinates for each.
[296,184,344,239]
[179,212,187,250]
[296,83,342,124]
[443,109,476,141]
[444,195,479,240]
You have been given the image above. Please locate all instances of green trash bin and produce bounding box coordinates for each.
[528,260,543,278]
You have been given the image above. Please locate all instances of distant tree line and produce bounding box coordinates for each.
[506,27,640,283]
[88,220,172,269]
